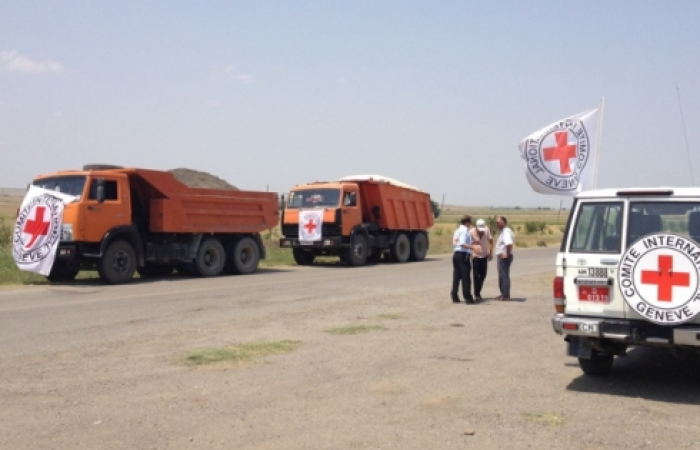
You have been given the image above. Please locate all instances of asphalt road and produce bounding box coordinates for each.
[1,248,700,449]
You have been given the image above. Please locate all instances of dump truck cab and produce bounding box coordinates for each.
[32,170,136,262]
[283,181,362,241]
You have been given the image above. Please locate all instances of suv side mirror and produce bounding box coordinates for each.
[96,178,105,203]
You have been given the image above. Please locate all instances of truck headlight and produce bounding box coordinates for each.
[61,223,74,242]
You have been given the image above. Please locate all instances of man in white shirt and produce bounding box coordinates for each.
[451,215,480,304]
[495,216,514,301]
[470,218,493,302]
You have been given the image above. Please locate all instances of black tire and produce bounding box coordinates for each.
[137,263,175,278]
[578,351,614,376]
[409,232,428,261]
[347,234,368,267]
[193,238,226,277]
[98,240,137,284]
[46,265,79,282]
[389,233,410,263]
[226,236,260,275]
[293,248,315,265]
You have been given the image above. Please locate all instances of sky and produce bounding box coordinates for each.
[1,1,699,208]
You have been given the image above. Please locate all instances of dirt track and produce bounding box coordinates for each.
[1,248,700,449]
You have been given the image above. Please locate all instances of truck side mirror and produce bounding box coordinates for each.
[96,178,105,203]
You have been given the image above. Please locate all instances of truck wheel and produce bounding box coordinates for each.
[347,234,368,266]
[578,350,614,376]
[409,232,428,261]
[46,265,79,282]
[293,248,315,265]
[194,238,226,277]
[137,263,175,278]
[389,233,410,263]
[227,236,260,275]
[98,240,137,284]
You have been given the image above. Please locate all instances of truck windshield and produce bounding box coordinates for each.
[32,176,87,197]
[287,189,341,208]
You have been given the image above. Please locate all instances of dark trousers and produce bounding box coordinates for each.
[497,254,513,298]
[451,252,473,301]
[472,257,488,297]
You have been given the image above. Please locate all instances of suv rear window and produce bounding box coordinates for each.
[570,202,622,253]
[628,201,700,245]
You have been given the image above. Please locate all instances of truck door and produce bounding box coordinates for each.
[79,176,131,242]
[562,200,626,319]
[341,188,361,236]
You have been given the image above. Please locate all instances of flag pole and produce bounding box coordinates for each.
[592,97,605,189]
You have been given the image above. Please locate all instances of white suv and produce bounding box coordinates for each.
[552,187,700,375]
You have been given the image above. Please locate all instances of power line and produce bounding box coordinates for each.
[676,84,695,186]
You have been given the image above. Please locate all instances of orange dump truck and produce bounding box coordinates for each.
[30,166,278,284]
[279,175,434,266]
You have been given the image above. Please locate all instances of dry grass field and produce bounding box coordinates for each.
[0,191,568,285]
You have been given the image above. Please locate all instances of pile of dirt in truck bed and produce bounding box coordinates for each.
[168,168,238,191]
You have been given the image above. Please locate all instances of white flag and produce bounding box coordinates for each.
[298,209,324,242]
[13,186,78,276]
[519,108,600,195]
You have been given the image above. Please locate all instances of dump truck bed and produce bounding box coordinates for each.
[349,178,433,230]
[124,169,278,234]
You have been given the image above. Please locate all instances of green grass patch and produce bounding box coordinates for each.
[376,314,402,320]
[325,325,383,335]
[525,413,565,426]
[182,340,302,367]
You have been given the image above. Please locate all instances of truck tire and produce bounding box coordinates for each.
[346,234,368,266]
[578,350,614,376]
[293,248,315,265]
[46,265,79,282]
[194,238,226,277]
[227,236,260,274]
[98,240,137,284]
[137,263,175,278]
[409,232,428,261]
[389,233,410,263]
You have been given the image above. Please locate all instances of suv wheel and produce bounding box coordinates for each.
[578,350,614,376]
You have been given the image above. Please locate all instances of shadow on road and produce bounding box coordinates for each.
[566,346,700,405]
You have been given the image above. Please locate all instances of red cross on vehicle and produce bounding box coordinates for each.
[543,131,577,174]
[23,206,50,248]
[304,218,317,235]
[641,254,690,302]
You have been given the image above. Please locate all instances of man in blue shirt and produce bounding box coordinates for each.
[451,215,480,304]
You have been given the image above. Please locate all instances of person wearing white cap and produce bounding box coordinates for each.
[470,219,493,301]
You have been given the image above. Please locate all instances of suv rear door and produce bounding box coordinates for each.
[561,199,626,318]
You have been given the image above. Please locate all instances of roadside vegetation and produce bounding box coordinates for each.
[0,194,567,285]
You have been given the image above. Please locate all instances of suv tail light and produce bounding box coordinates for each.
[553,276,565,313]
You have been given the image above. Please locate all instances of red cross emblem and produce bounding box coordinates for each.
[23,206,51,248]
[304,218,317,235]
[641,255,690,302]
[543,131,577,174]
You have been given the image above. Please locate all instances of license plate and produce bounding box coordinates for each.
[299,240,313,246]
[588,267,608,277]
[578,286,610,303]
